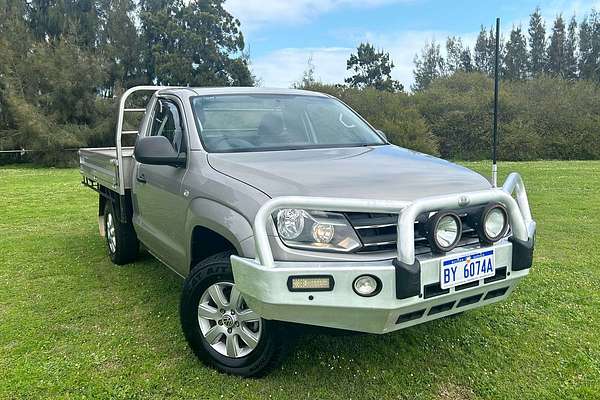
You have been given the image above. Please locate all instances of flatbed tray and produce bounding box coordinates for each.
[79,147,135,192]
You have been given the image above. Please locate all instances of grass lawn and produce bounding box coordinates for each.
[0,161,599,399]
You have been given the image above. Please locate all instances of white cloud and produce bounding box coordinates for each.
[246,0,600,90]
[251,30,477,90]
[363,30,479,89]
[225,0,412,31]
[252,47,353,88]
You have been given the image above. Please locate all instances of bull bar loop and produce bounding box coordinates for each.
[254,173,534,268]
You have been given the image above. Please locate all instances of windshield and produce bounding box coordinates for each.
[190,94,385,152]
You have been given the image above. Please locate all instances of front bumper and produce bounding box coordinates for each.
[232,241,532,334]
[232,173,536,334]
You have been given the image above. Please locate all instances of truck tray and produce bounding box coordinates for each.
[79,147,135,192]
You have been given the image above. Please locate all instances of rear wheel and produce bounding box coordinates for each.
[180,251,291,377]
[104,201,138,265]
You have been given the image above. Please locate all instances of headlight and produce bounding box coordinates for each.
[276,209,305,240]
[479,203,509,243]
[275,209,361,252]
[427,211,462,253]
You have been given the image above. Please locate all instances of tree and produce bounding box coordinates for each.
[546,15,567,76]
[99,0,145,95]
[446,36,473,73]
[528,7,547,76]
[486,25,500,74]
[412,40,445,91]
[140,0,253,86]
[345,43,403,92]
[579,11,600,81]
[460,47,474,72]
[564,16,579,79]
[26,0,101,48]
[503,26,528,80]
[474,26,490,73]
[473,25,502,76]
[294,55,318,88]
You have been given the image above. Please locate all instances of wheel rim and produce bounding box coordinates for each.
[197,282,262,358]
[106,212,116,253]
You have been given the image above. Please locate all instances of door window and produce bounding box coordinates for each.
[149,99,185,153]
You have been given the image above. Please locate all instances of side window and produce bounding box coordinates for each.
[149,99,185,153]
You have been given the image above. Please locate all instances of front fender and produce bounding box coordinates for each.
[185,197,255,267]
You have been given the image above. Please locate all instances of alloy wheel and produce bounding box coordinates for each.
[106,212,116,253]
[197,282,262,358]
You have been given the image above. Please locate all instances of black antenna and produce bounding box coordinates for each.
[492,17,500,187]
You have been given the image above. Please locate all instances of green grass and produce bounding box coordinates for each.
[1,161,599,400]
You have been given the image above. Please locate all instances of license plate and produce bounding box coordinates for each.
[440,250,495,289]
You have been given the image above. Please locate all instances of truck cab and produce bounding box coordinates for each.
[79,86,536,377]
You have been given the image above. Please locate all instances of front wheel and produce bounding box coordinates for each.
[180,251,290,377]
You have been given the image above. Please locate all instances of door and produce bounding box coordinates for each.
[133,97,189,269]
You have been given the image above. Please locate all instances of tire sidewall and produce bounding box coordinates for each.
[104,202,118,263]
[180,256,281,376]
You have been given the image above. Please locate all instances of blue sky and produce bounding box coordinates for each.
[224,0,600,89]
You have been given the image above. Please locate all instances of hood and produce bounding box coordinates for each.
[207,145,491,202]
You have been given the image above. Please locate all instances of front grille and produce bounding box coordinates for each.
[345,210,482,254]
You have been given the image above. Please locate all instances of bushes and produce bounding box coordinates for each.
[306,83,439,155]
[309,73,600,160]
[0,40,112,166]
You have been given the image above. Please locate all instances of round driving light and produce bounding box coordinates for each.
[353,275,381,297]
[427,212,462,253]
[480,204,509,243]
[312,223,335,243]
[276,209,305,240]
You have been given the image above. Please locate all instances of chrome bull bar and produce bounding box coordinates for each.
[253,173,535,268]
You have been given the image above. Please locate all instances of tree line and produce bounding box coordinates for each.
[413,7,600,90]
[0,0,252,164]
[298,5,600,161]
[1,2,599,165]
[304,71,600,161]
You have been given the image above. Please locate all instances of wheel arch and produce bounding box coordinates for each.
[186,198,255,272]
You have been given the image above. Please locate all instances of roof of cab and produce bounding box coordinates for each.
[157,86,328,98]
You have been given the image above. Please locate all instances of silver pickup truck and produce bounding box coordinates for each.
[79,86,536,377]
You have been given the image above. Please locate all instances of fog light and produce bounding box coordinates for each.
[427,211,462,253]
[478,203,509,244]
[353,275,381,297]
[288,275,334,292]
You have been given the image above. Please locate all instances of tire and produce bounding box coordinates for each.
[180,251,290,377]
[104,200,139,265]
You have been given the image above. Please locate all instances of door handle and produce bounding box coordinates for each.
[136,173,147,183]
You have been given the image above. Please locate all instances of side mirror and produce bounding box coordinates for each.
[134,136,186,167]
[376,129,388,141]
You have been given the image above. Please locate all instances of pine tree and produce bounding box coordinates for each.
[26,0,101,48]
[579,11,600,81]
[485,25,504,75]
[99,0,144,95]
[140,0,253,86]
[412,40,445,91]
[546,15,567,76]
[564,16,578,79]
[503,26,528,80]
[473,25,500,75]
[445,37,473,73]
[460,47,474,72]
[474,26,489,73]
[345,43,403,92]
[446,36,464,73]
[578,16,594,80]
[528,7,547,76]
